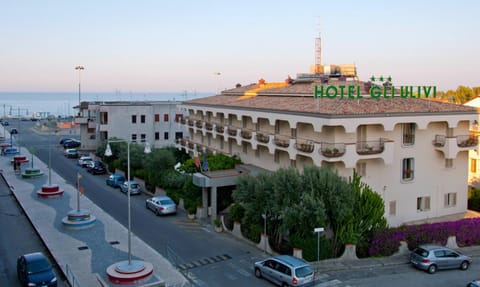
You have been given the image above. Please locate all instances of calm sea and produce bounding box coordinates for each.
[0,92,210,117]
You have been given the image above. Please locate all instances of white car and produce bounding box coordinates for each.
[78,156,93,167]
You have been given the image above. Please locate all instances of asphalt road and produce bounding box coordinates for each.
[0,167,68,287]
[15,120,272,287]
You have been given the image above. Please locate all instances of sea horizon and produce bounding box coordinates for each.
[0,91,212,117]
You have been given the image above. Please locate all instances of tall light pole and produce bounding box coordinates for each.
[314,227,324,268]
[75,66,84,108]
[105,140,151,275]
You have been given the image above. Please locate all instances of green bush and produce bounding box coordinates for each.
[241,222,262,244]
[230,203,245,223]
[289,234,332,261]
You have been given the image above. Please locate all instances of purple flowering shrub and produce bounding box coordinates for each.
[369,218,480,257]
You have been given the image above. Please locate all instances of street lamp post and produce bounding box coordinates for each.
[105,139,152,283]
[75,66,84,108]
[261,213,267,254]
[314,227,325,267]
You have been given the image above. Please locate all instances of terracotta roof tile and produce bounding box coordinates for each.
[186,81,477,117]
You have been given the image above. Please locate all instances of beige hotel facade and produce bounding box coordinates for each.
[177,79,478,227]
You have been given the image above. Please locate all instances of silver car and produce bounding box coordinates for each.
[119,180,142,195]
[254,255,314,286]
[146,195,177,216]
[410,244,472,274]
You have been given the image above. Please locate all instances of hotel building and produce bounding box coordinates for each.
[177,78,478,227]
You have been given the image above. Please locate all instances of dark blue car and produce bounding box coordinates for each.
[17,252,57,287]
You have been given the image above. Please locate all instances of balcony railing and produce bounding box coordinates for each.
[320,142,346,157]
[274,135,290,148]
[295,139,314,153]
[187,119,194,126]
[255,132,270,143]
[241,129,252,139]
[187,142,194,149]
[227,126,238,136]
[457,135,478,148]
[195,121,203,129]
[432,135,446,147]
[180,118,186,125]
[215,124,225,133]
[356,139,385,155]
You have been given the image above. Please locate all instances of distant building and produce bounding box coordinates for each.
[178,77,478,227]
[75,101,187,151]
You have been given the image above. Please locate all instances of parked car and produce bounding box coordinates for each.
[63,139,81,149]
[2,147,19,155]
[2,120,9,126]
[59,138,73,145]
[86,161,107,175]
[106,173,126,188]
[120,180,142,195]
[64,148,79,158]
[410,244,472,274]
[17,252,57,287]
[146,195,177,215]
[10,128,18,134]
[254,255,314,287]
[78,155,93,167]
[467,280,480,287]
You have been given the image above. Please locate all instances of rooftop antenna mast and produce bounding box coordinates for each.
[315,18,322,67]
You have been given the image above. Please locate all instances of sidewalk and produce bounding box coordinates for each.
[0,144,189,287]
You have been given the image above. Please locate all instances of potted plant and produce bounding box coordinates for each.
[185,201,196,220]
[213,218,222,232]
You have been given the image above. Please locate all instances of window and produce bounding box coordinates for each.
[417,196,431,211]
[444,193,457,207]
[389,201,396,216]
[274,150,279,163]
[402,158,414,181]
[242,142,248,154]
[446,158,453,168]
[131,134,137,143]
[154,114,160,122]
[164,132,169,140]
[471,159,477,173]
[155,132,160,140]
[141,115,146,123]
[402,123,415,145]
[140,134,146,142]
[164,114,169,122]
[131,115,137,124]
[175,114,183,122]
[175,132,183,139]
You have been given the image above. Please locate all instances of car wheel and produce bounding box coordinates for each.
[427,264,437,274]
[254,268,262,278]
[146,202,149,209]
[155,208,160,216]
[460,261,470,270]
[282,283,289,287]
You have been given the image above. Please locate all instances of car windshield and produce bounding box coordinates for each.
[295,265,313,278]
[414,248,429,257]
[160,199,174,205]
[27,259,51,274]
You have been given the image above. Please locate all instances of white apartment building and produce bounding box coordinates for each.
[75,101,187,150]
[177,79,478,227]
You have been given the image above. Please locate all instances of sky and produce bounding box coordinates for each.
[1,0,479,94]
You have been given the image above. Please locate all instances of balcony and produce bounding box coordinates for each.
[205,122,213,131]
[274,135,290,148]
[255,132,270,143]
[74,116,89,124]
[320,142,345,157]
[432,135,445,147]
[457,135,478,148]
[241,129,252,140]
[295,139,314,153]
[356,139,385,155]
[228,126,238,137]
[187,118,194,127]
[195,120,204,129]
[180,118,186,125]
[433,134,478,159]
[215,124,225,133]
